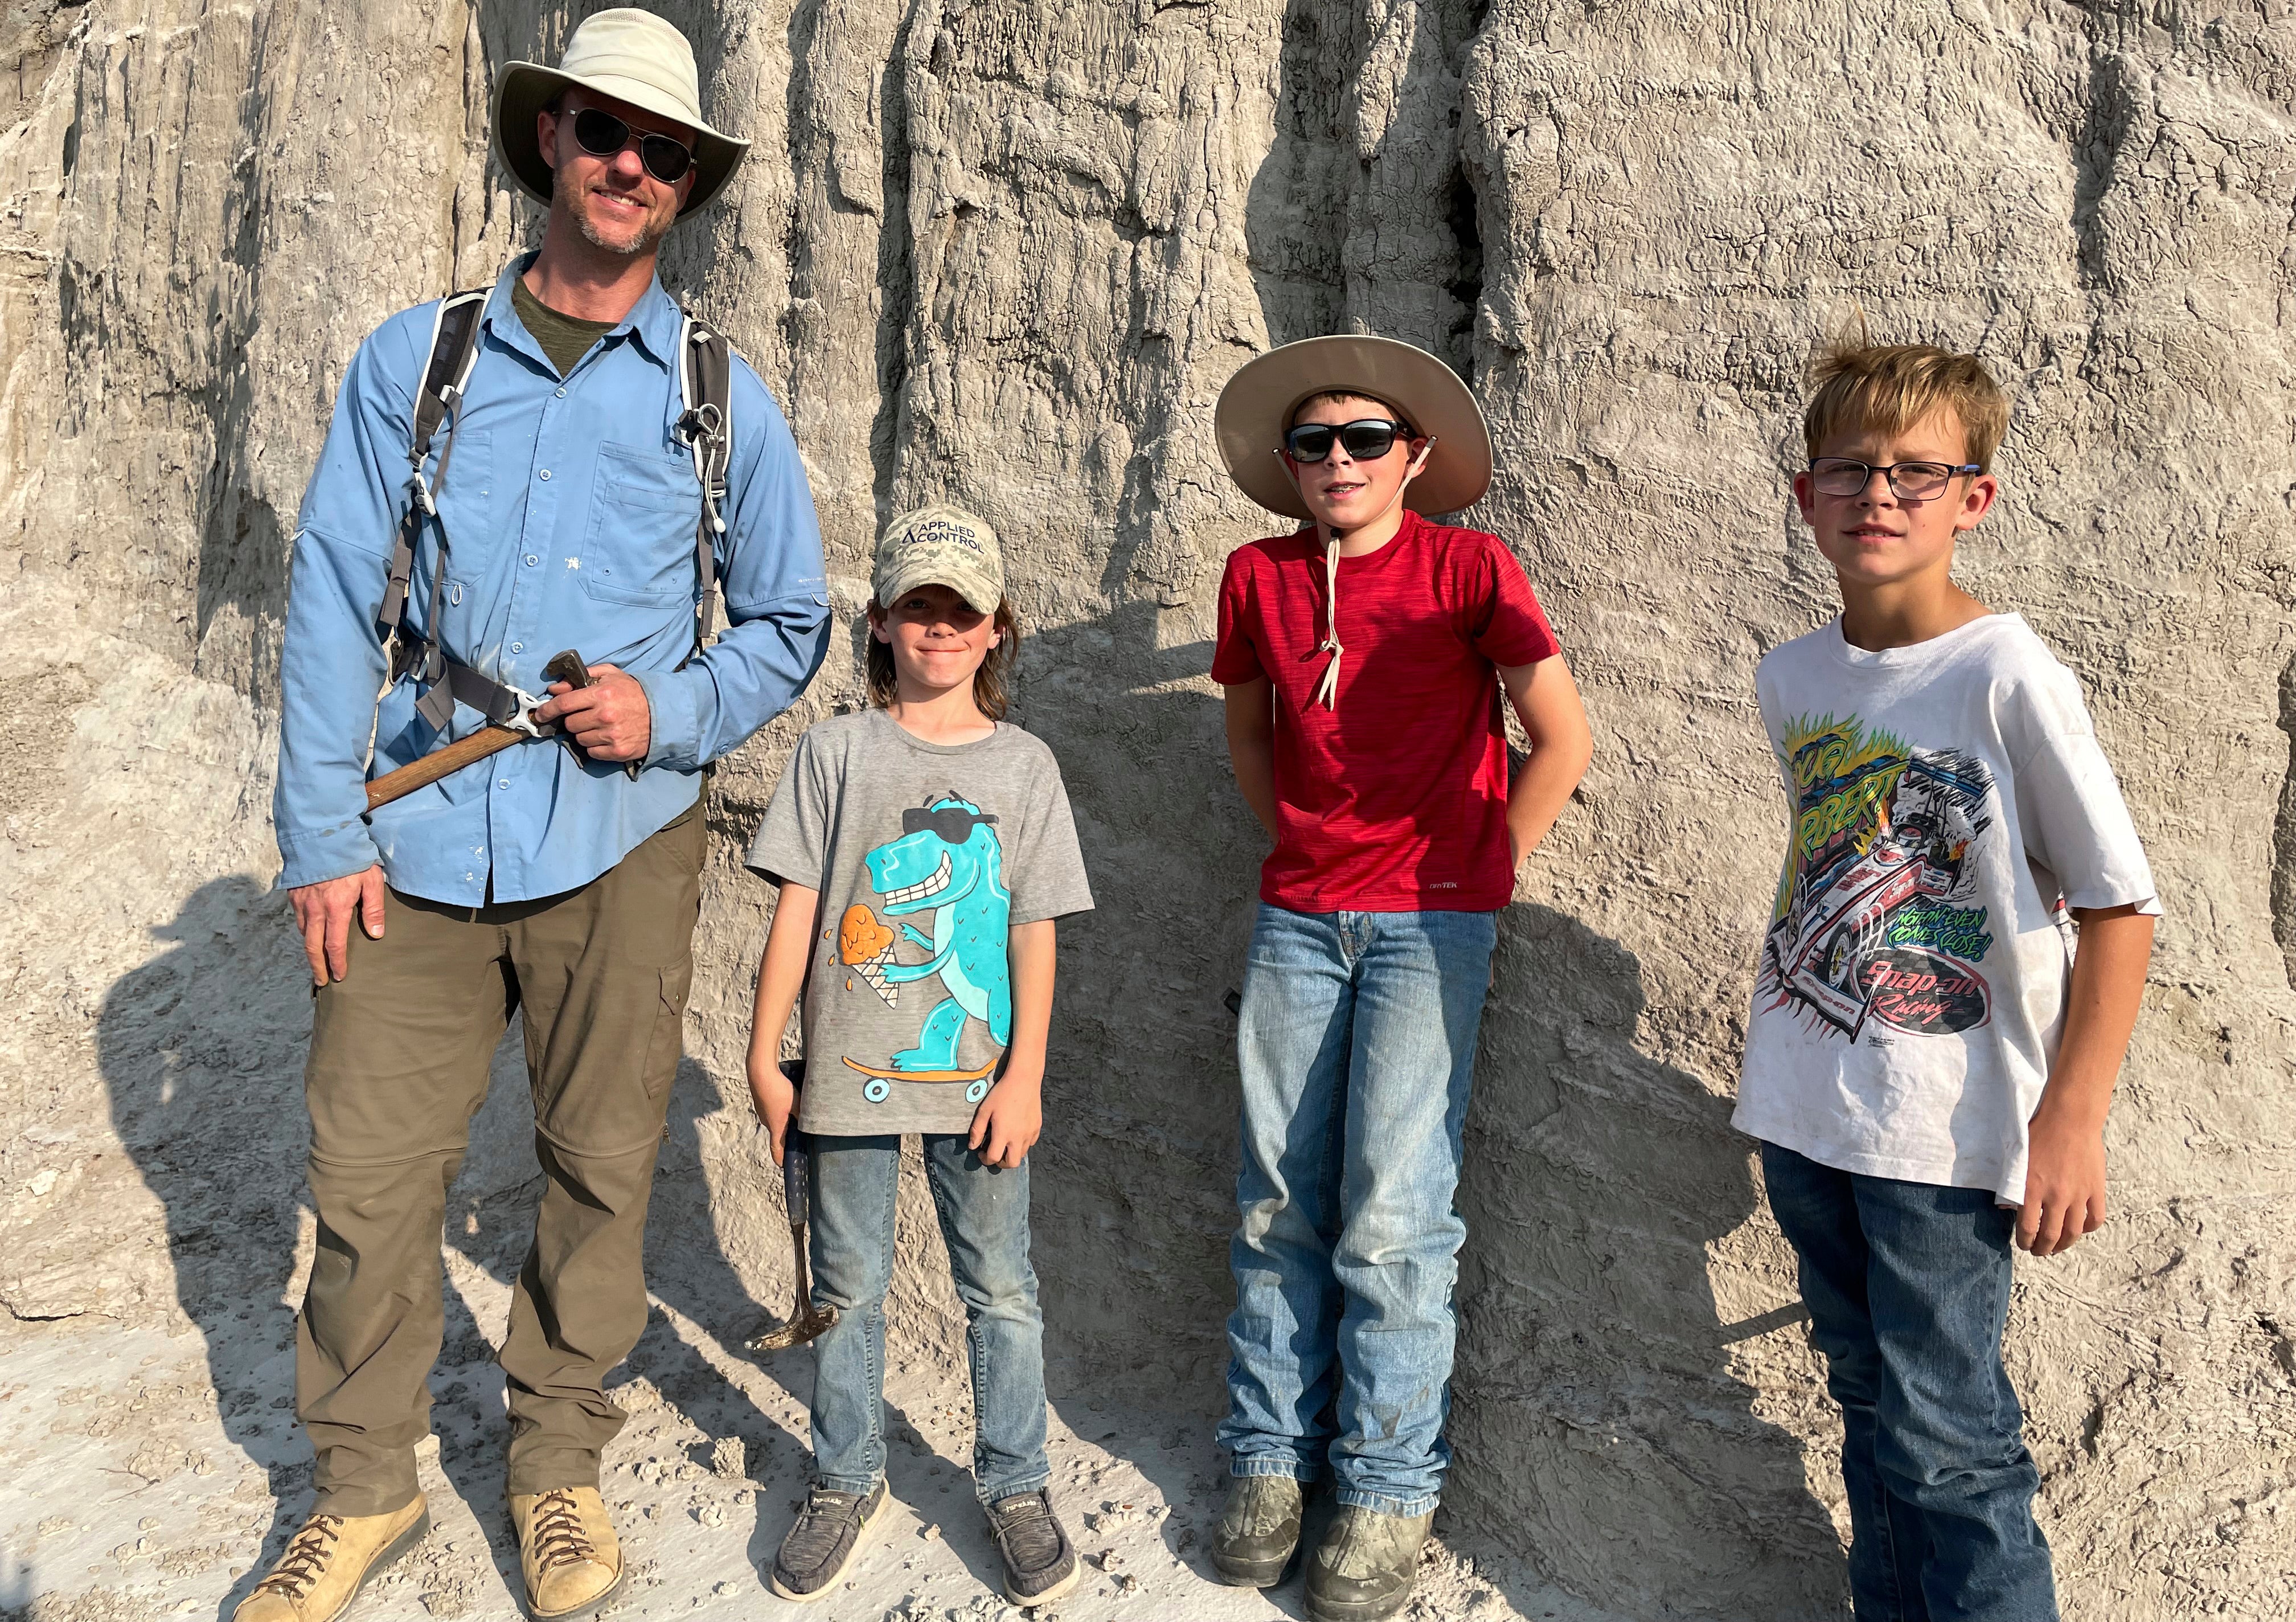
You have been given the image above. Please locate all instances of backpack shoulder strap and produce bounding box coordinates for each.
[674,312,734,650]
[380,288,490,638]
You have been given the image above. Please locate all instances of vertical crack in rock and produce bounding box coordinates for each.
[192,11,284,698]
[2067,32,2135,297]
[869,2,917,518]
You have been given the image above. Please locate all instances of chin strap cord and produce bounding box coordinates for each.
[1314,539,1344,711]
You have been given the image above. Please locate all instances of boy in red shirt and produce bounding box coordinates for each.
[1207,337,1592,1621]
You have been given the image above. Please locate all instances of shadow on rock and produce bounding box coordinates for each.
[1450,904,1846,1619]
[95,874,325,1615]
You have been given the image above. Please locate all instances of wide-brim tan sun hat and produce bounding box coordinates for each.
[1214,334,1494,521]
[493,8,749,219]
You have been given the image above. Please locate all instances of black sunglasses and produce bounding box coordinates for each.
[1280,419,1416,464]
[569,107,695,186]
[902,804,998,843]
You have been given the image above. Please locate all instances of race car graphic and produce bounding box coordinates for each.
[1760,716,1997,1040]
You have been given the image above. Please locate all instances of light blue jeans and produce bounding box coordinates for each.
[1763,1143,2059,1621]
[806,1134,1049,1504]
[1218,903,1499,1515]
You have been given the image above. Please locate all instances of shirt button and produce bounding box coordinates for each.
[538,469,552,481]
[510,641,524,653]
[497,779,510,789]
[524,554,538,566]
[555,388,567,399]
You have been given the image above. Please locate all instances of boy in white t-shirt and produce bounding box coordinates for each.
[1736,340,2158,1621]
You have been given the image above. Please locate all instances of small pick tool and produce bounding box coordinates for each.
[749,1059,839,1353]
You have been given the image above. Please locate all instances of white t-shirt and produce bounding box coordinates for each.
[1732,613,2159,1205]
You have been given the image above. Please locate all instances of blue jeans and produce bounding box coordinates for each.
[1218,903,1498,1515]
[806,1134,1049,1504]
[1762,1142,2059,1622]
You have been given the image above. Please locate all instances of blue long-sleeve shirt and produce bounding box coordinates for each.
[274,257,830,902]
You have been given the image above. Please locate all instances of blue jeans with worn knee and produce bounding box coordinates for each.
[1762,1142,2059,1622]
[806,1133,1048,1504]
[1218,903,1498,1516]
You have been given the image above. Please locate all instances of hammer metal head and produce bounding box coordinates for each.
[748,1300,839,1353]
[542,649,591,688]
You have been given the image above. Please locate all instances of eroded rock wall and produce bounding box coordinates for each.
[4,2,2292,1616]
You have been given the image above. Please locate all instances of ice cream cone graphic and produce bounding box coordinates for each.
[839,904,899,1008]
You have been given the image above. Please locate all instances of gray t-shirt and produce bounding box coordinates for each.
[745,707,1095,1136]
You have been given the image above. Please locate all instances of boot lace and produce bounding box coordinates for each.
[989,1490,1065,1573]
[253,1515,343,1598]
[528,1488,598,1573]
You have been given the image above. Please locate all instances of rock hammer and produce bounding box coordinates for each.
[749,1058,839,1353]
[363,648,635,812]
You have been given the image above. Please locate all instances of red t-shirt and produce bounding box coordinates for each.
[1212,510,1560,912]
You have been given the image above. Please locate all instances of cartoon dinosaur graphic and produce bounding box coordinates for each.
[843,793,1011,1101]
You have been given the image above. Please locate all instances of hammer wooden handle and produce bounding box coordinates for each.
[364,726,527,812]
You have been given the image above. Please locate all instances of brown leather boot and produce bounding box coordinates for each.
[509,1486,624,1620]
[232,1497,430,1622]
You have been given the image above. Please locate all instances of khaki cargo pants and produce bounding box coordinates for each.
[296,805,703,1516]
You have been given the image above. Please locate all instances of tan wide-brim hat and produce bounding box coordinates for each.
[493,9,749,219]
[1214,334,1494,520]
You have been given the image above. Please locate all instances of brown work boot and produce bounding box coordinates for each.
[509,1486,624,1620]
[232,1497,430,1622]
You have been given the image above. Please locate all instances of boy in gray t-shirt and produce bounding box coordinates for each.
[743,505,1092,1610]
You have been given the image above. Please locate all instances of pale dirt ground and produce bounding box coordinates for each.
[2,1267,1613,1622]
[0,584,1608,1622]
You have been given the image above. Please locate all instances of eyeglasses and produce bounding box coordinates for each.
[1809,457,1983,499]
[901,804,998,843]
[1280,419,1416,464]
[569,107,695,186]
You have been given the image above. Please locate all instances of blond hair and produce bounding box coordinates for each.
[1803,336,2008,470]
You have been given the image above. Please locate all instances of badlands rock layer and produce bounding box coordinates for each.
[2,2,2291,1616]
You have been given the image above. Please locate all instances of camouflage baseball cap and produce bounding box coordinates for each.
[872,504,1004,614]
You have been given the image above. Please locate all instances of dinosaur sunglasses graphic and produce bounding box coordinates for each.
[835,793,1012,1104]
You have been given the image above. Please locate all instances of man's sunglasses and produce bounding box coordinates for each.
[1280,419,1417,464]
[569,107,695,187]
[1808,457,1982,500]
[902,804,998,843]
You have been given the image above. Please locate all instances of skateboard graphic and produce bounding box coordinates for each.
[840,1055,999,1104]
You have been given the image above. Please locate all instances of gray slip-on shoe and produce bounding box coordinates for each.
[770,1479,890,1603]
[1305,1504,1434,1622]
[986,1489,1081,1607]
[1211,1475,1305,1587]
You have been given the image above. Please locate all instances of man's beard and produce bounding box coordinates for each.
[565,177,671,257]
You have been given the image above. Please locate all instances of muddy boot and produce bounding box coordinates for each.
[233,1497,430,1622]
[508,1487,623,1620]
[1305,1504,1434,1622]
[986,1489,1081,1607]
[1211,1475,1305,1587]
[772,1479,890,1601]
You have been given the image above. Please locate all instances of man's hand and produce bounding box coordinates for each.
[536,663,651,763]
[290,866,386,987]
[747,1051,797,1167]
[968,1071,1043,1169]
[2017,1106,2108,1256]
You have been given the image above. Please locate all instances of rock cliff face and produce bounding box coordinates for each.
[3,2,2293,1617]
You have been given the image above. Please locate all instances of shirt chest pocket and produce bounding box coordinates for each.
[430,429,495,564]
[581,441,702,608]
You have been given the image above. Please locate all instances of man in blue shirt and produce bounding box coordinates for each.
[244,14,828,1621]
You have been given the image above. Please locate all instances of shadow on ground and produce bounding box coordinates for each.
[94,605,1842,1620]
